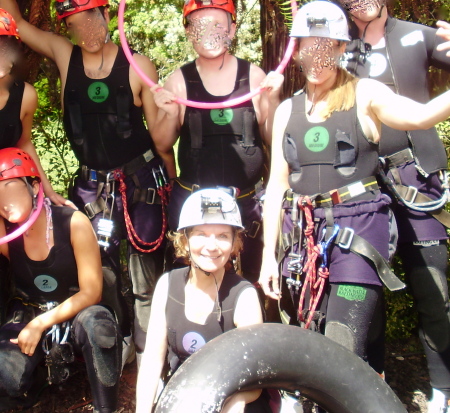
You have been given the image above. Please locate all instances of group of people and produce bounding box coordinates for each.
[0,0,449,412]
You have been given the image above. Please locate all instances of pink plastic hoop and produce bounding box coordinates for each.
[118,0,297,109]
[0,183,44,245]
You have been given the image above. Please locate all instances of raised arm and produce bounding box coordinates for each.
[436,21,450,57]
[17,83,74,208]
[357,78,450,141]
[11,211,102,356]
[251,66,284,147]
[259,99,291,300]
[136,273,169,412]
[150,70,185,179]
[0,0,73,74]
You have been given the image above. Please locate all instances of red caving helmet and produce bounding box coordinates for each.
[0,148,40,181]
[0,8,20,40]
[183,0,236,26]
[54,0,108,20]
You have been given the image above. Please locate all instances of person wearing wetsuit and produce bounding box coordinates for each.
[150,0,283,284]
[0,0,169,363]
[336,1,450,409]
[136,188,274,413]
[259,0,450,385]
[0,148,121,413]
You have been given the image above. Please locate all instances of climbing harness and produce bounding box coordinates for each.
[113,165,171,253]
[41,302,74,385]
[379,155,450,227]
[283,186,405,327]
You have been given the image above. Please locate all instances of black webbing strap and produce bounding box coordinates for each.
[67,90,85,145]
[333,228,405,291]
[189,111,203,149]
[242,109,255,147]
[116,85,132,139]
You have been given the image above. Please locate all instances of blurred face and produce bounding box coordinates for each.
[0,37,18,79]
[0,178,34,223]
[65,8,108,51]
[187,224,234,274]
[186,8,235,57]
[296,37,342,83]
[339,0,384,21]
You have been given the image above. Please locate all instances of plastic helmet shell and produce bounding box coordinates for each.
[0,148,40,181]
[290,1,350,42]
[0,8,20,39]
[183,0,236,26]
[55,0,108,20]
[177,188,243,231]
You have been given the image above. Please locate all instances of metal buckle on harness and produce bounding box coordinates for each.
[338,227,355,250]
[145,188,157,204]
[287,252,303,274]
[84,203,97,220]
[247,220,261,239]
[403,186,418,203]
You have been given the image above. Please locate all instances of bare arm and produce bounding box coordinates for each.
[11,211,102,355]
[436,21,450,56]
[150,70,186,179]
[17,83,75,208]
[136,273,169,412]
[0,0,73,76]
[356,78,450,142]
[259,100,291,299]
[250,65,284,146]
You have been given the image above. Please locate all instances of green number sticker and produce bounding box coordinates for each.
[88,82,109,103]
[304,126,329,152]
[210,108,233,125]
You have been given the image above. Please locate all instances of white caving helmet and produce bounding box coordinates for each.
[177,188,243,231]
[290,1,350,42]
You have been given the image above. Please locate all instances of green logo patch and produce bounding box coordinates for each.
[210,108,233,125]
[304,126,329,152]
[88,82,109,103]
[337,285,367,301]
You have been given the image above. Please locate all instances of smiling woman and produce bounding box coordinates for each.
[136,188,279,413]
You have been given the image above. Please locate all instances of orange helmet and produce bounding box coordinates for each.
[183,0,236,26]
[0,9,20,39]
[55,0,108,20]
[0,148,40,181]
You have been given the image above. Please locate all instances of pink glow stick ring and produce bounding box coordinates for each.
[118,0,297,109]
[0,183,44,245]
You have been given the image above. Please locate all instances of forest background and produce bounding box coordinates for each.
[16,0,450,342]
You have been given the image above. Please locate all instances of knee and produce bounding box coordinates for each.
[77,306,119,349]
[0,350,29,396]
[325,321,360,357]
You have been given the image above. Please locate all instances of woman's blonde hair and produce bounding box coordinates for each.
[167,227,244,271]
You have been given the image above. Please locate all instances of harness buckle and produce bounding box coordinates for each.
[145,188,157,205]
[247,220,261,239]
[329,189,342,205]
[338,227,355,250]
[403,186,418,203]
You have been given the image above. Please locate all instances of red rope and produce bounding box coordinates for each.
[296,196,329,329]
[113,169,171,253]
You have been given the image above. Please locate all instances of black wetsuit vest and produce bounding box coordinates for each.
[7,206,79,304]
[178,58,264,189]
[283,92,379,196]
[344,17,448,174]
[63,46,153,170]
[0,80,23,148]
[165,267,253,372]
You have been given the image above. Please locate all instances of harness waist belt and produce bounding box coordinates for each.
[383,148,414,169]
[81,148,155,182]
[174,178,257,199]
[301,176,379,207]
